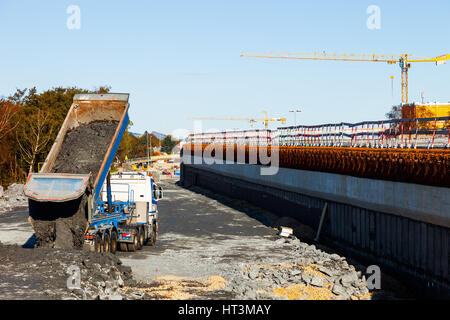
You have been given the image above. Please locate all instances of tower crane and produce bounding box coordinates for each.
[188,111,286,129]
[240,52,450,105]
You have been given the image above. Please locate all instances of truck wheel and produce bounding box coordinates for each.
[110,231,118,254]
[119,243,128,252]
[137,227,144,250]
[127,231,138,252]
[127,243,136,252]
[147,223,157,246]
[103,232,111,253]
[143,227,149,245]
[94,234,103,253]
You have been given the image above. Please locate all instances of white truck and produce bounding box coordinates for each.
[96,171,163,252]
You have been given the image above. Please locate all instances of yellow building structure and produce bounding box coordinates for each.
[402,103,450,129]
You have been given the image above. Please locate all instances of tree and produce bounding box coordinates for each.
[0,101,23,184]
[149,133,160,148]
[161,135,178,154]
[0,85,116,184]
[95,85,111,94]
[16,109,54,174]
[116,121,135,162]
[385,105,402,120]
[0,100,19,141]
[137,132,161,157]
[386,103,442,130]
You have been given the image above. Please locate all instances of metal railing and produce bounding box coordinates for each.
[186,117,450,149]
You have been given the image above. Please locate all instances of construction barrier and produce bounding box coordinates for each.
[187,116,450,149]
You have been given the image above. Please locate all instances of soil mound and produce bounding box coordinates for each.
[32,120,118,249]
[0,242,135,300]
[52,120,119,177]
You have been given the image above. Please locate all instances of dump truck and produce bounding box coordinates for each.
[95,171,162,252]
[23,93,162,252]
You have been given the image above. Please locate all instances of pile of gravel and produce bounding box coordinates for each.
[29,194,89,249]
[0,242,142,300]
[225,236,372,300]
[27,120,119,250]
[0,183,27,214]
[52,120,119,177]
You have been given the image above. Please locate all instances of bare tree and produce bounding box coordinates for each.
[0,100,19,141]
[16,109,53,174]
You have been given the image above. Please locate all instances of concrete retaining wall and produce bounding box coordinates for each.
[185,156,450,228]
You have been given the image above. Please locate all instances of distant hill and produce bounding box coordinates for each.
[129,131,166,140]
[151,131,166,140]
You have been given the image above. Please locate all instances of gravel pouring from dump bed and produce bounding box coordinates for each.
[29,193,89,249]
[30,120,119,249]
[0,241,141,300]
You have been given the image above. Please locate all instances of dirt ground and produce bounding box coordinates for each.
[118,179,410,300]
[0,178,412,300]
[0,242,136,300]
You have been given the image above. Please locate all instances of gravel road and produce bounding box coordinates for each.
[118,179,407,300]
[0,178,409,300]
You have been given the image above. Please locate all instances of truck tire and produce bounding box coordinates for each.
[119,242,128,252]
[127,230,139,252]
[137,227,144,250]
[94,233,103,253]
[103,232,111,253]
[127,243,136,252]
[143,227,149,245]
[110,231,118,254]
[147,223,157,246]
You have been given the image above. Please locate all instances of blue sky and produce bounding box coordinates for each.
[0,1,449,136]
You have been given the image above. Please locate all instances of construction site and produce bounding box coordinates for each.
[0,72,448,301]
[0,2,449,307]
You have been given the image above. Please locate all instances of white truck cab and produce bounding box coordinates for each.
[100,171,163,250]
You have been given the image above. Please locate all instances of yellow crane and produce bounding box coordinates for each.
[188,111,286,129]
[240,52,450,105]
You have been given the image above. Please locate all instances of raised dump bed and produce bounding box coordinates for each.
[24,93,130,248]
